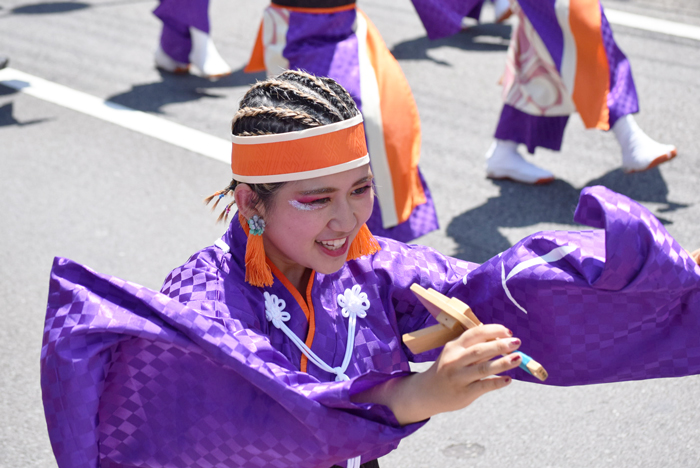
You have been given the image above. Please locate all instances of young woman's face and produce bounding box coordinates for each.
[261,164,374,279]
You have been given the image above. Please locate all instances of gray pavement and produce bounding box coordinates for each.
[1,0,699,467]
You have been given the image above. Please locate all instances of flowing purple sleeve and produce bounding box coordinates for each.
[41,252,424,468]
[452,186,700,386]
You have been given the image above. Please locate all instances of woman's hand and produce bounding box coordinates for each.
[352,324,522,425]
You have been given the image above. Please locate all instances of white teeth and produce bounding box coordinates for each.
[318,238,347,250]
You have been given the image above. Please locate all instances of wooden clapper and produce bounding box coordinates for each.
[402,284,548,381]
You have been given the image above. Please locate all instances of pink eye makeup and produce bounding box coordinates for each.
[289,198,326,211]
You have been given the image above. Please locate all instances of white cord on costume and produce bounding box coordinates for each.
[501,244,577,314]
[263,287,369,468]
[264,288,369,468]
[264,288,367,468]
[214,238,230,253]
[263,285,369,382]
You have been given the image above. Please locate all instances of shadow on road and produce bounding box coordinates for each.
[446,167,686,263]
[106,67,266,114]
[0,84,49,127]
[7,0,150,15]
[10,2,90,14]
[391,23,511,65]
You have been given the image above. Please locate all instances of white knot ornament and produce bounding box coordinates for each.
[334,368,350,381]
[264,292,290,328]
[337,284,370,319]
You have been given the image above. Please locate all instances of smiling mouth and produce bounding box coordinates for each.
[316,238,348,251]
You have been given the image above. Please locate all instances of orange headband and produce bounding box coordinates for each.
[231,114,369,184]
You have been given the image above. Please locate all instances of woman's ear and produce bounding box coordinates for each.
[233,184,259,220]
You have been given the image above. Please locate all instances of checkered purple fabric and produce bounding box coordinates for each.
[600,5,639,127]
[41,186,700,467]
[457,186,700,385]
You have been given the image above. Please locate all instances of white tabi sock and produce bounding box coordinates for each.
[493,0,513,23]
[154,45,189,74]
[485,139,555,185]
[612,114,677,173]
[189,27,232,79]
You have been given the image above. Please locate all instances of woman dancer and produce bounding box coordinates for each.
[411,0,677,184]
[42,72,700,468]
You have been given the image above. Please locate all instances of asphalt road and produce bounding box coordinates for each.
[1,1,699,467]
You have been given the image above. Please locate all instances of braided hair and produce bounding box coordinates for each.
[205,70,361,222]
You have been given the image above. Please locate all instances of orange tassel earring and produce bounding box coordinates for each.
[347,224,381,260]
[239,213,274,287]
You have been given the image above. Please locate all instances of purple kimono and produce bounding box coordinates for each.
[41,186,700,467]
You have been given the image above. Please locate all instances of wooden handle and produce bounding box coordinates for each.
[402,284,549,382]
[403,324,462,355]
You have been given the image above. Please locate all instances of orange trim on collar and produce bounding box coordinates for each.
[270,3,356,14]
[303,272,317,374]
[266,260,317,373]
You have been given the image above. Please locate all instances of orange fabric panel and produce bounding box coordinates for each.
[569,0,610,130]
[231,121,367,178]
[302,272,317,374]
[244,22,266,74]
[361,11,426,224]
[267,261,316,373]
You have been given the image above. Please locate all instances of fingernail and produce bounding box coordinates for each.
[504,376,512,384]
[510,338,521,348]
[506,328,513,337]
[510,353,522,363]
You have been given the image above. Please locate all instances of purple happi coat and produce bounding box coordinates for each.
[41,186,700,467]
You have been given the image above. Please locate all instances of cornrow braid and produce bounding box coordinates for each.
[281,70,355,120]
[248,79,343,122]
[317,76,359,119]
[207,70,362,222]
[232,106,323,131]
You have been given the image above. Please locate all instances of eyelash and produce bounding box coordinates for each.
[294,184,372,209]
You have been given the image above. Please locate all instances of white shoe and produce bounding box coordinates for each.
[486,140,555,184]
[493,0,513,23]
[155,45,190,74]
[612,114,677,173]
[189,27,232,80]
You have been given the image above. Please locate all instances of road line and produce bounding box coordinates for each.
[0,67,230,164]
[0,8,697,160]
[605,9,700,41]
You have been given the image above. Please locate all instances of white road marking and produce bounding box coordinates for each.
[605,9,700,41]
[0,10,696,162]
[0,67,230,164]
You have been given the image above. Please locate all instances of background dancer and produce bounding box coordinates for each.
[42,72,700,468]
[153,0,232,79]
[412,0,677,185]
[486,0,677,184]
[244,0,438,242]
